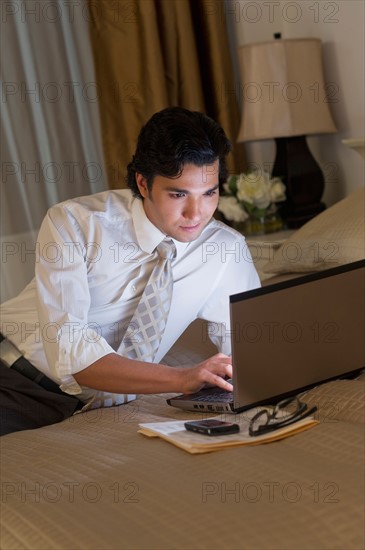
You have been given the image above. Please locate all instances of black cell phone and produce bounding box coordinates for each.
[184,419,240,436]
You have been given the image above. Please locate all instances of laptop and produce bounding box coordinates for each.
[167,259,365,413]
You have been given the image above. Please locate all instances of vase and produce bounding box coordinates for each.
[233,205,284,236]
[264,204,284,234]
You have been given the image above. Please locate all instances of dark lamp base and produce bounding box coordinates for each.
[280,201,326,229]
[273,136,326,229]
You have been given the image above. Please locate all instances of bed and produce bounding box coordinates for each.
[1,187,364,550]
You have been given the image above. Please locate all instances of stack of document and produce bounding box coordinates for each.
[138,412,319,454]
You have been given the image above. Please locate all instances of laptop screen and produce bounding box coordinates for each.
[230,260,365,410]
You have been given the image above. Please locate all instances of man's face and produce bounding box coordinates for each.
[136,161,220,242]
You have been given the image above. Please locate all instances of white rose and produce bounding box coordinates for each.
[269,179,286,203]
[218,196,248,222]
[236,173,271,209]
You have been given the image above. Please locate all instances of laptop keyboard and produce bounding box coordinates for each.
[191,391,233,403]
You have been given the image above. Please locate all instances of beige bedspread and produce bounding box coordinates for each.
[1,373,364,550]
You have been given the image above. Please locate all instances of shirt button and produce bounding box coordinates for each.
[131,285,136,293]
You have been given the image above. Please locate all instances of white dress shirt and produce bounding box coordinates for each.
[1,190,260,408]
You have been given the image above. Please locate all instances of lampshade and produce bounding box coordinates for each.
[237,38,337,142]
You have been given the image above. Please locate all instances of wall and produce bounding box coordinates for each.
[225,0,365,205]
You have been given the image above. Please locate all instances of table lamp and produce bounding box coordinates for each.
[237,36,337,228]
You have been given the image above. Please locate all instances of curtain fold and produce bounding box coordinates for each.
[88,0,246,190]
[1,0,106,301]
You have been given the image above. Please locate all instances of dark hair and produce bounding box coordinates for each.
[126,107,232,197]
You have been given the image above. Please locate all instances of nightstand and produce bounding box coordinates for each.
[246,229,295,281]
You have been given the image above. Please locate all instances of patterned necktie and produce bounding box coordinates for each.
[118,238,177,362]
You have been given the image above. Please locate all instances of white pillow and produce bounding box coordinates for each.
[262,186,365,274]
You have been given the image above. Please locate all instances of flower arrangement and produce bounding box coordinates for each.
[218,171,286,234]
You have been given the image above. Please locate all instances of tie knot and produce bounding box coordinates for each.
[156,239,176,260]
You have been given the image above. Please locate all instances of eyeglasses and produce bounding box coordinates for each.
[249,396,317,437]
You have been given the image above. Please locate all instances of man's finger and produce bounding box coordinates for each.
[206,372,233,392]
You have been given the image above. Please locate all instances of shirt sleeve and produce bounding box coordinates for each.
[35,205,115,395]
[198,234,261,355]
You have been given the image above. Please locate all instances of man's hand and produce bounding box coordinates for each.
[179,353,233,394]
[74,352,232,396]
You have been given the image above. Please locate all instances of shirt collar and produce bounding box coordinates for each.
[131,198,189,259]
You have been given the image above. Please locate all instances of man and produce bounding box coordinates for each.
[0,107,260,435]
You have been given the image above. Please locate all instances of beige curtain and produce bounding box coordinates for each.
[1,0,106,301]
[88,0,246,189]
